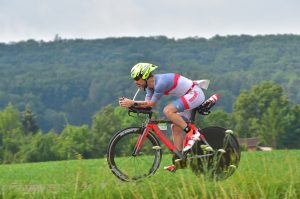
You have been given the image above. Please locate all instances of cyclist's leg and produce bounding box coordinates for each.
[168,86,205,151]
[170,110,192,151]
[171,123,184,151]
[163,103,187,129]
[163,105,189,171]
[164,86,205,130]
[164,126,185,172]
[165,114,195,172]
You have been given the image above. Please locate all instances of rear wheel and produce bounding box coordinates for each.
[107,127,162,181]
[190,126,241,180]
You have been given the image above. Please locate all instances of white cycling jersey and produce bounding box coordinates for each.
[145,73,205,118]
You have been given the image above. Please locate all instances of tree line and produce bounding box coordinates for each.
[0,81,299,164]
[0,102,139,163]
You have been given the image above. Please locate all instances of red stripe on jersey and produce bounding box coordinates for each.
[164,74,180,95]
[181,96,190,109]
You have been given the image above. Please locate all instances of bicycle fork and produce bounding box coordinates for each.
[132,127,149,156]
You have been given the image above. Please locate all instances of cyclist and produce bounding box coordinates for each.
[119,63,205,172]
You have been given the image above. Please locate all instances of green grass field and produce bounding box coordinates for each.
[0,150,299,199]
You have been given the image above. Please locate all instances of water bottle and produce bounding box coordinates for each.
[206,94,220,107]
[208,94,220,103]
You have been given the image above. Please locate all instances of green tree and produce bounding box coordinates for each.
[232,91,259,137]
[0,104,24,163]
[259,100,285,148]
[114,106,140,128]
[232,82,289,143]
[0,103,22,132]
[1,129,24,163]
[91,105,121,157]
[279,105,300,148]
[199,109,232,129]
[58,124,93,159]
[17,132,61,162]
[21,104,39,134]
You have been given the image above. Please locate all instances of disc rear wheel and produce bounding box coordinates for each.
[190,126,241,180]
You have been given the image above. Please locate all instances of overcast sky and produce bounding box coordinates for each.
[1,0,300,43]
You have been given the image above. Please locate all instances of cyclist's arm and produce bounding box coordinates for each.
[134,100,156,108]
[135,90,163,108]
[119,88,161,108]
[119,98,156,108]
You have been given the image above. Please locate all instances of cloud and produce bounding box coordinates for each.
[0,0,300,42]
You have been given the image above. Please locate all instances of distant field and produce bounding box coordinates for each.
[0,150,299,199]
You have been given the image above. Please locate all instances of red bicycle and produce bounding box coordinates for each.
[107,94,241,181]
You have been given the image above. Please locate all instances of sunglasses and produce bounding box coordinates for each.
[133,76,141,81]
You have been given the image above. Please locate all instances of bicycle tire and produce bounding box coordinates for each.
[107,127,162,181]
[190,126,241,180]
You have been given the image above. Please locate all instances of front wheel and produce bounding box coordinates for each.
[107,127,162,181]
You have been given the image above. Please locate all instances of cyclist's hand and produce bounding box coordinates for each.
[203,100,211,107]
[119,97,134,107]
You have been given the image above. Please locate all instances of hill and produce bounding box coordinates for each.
[0,35,300,131]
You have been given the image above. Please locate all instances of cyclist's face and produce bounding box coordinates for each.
[134,78,145,88]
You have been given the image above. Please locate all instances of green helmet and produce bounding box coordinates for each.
[131,63,158,80]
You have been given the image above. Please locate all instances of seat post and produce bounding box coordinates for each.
[190,109,197,123]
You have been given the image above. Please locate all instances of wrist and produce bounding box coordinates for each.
[133,101,138,107]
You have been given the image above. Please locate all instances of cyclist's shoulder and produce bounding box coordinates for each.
[154,73,175,84]
[155,73,178,79]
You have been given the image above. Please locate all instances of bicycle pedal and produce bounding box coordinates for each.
[152,146,161,150]
[225,129,234,134]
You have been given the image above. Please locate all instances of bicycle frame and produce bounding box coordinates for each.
[132,119,199,160]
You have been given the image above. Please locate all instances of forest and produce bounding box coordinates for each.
[0,35,300,163]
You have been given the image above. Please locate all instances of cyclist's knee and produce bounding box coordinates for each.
[163,105,177,117]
